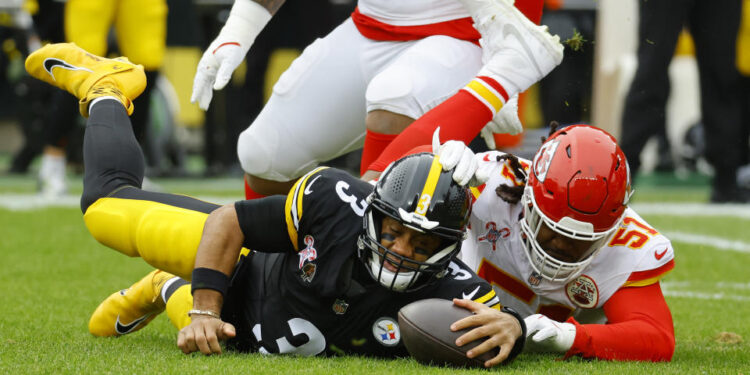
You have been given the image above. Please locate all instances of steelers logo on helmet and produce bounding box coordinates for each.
[520,125,630,283]
[358,153,472,292]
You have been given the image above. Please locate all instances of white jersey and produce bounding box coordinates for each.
[460,151,676,323]
[358,0,470,26]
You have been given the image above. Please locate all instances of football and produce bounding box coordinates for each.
[398,298,499,368]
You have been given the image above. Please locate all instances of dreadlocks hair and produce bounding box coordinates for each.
[495,121,561,204]
[540,120,560,144]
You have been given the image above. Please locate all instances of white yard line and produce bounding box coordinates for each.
[661,282,750,302]
[665,231,750,254]
[0,193,235,211]
[662,290,750,302]
[630,202,750,219]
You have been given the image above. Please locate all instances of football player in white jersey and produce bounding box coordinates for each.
[191,0,562,199]
[457,124,676,361]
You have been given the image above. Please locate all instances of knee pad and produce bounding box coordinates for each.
[83,197,205,279]
[366,67,420,120]
[237,125,276,179]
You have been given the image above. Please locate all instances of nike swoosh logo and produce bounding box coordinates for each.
[115,313,151,334]
[304,175,322,195]
[462,285,481,300]
[654,247,668,261]
[43,58,93,81]
[502,24,543,76]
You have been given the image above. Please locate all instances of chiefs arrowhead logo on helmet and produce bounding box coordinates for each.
[532,139,560,183]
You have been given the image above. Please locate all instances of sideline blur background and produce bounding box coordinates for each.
[1,0,749,201]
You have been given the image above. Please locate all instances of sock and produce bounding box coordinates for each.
[367,77,509,172]
[161,276,189,304]
[89,96,123,111]
[244,179,266,200]
[360,130,398,176]
[165,283,193,330]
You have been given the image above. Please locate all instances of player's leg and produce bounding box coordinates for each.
[619,0,687,176]
[115,0,168,153]
[25,43,220,278]
[365,0,564,174]
[689,0,745,202]
[360,35,482,176]
[89,269,189,336]
[64,0,115,56]
[237,19,376,197]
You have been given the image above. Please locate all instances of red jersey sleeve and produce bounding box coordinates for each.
[563,282,675,361]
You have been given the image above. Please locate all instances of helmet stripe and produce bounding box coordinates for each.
[414,156,444,216]
[284,166,328,250]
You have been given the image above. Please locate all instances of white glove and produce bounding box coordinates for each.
[432,128,479,186]
[191,0,272,110]
[480,94,523,149]
[524,314,576,353]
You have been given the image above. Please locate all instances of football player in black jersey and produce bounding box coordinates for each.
[25,43,526,367]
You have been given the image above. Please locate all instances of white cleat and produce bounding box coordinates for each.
[460,0,564,94]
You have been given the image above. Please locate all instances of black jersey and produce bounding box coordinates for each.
[225,167,501,358]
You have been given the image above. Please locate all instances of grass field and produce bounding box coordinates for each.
[0,173,748,374]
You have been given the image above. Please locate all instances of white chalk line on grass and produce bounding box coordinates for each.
[665,231,750,254]
[662,290,750,302]
[661,282,750,302]
[630,202,750,219]
[0,193,235,211]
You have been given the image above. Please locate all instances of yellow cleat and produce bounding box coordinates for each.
[24,42,146,117]
[89,270,175,337]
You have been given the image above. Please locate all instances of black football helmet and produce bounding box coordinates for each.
[358,153,472,292]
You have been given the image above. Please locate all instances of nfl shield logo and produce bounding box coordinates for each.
[332,299,349,315]
[528,271,542,286]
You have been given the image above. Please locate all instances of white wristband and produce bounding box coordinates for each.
[221,0,272,44]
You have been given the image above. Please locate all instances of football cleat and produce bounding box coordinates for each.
[459,0,564,94]
[24,42,146,117]
[88,270,174,337]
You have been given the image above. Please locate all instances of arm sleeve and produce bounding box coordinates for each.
[234,196,295,252]
[563,282,675,362]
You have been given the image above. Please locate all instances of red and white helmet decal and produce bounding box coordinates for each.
[532,139,560,183]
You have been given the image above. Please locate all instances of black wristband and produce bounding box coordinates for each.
[191,267,230,297]
[500,305,526,364]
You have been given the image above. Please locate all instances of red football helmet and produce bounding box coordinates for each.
[520,125,632,282]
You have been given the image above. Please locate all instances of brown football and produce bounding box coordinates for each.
[398,298,499,368]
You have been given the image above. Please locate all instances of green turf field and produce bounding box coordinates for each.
[0,174,747,374]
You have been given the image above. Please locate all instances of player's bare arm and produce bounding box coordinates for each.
[450,299,522,368]
[177,204,243,355]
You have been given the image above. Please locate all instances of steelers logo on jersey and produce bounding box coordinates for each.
[565,274,599,308]
[372,317,401,347]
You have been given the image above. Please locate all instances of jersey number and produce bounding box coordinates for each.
[607,217,659,249]
[336,181,368,217]
[253,318,326,356]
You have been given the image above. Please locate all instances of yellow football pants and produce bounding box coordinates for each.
[65,0,167,70]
